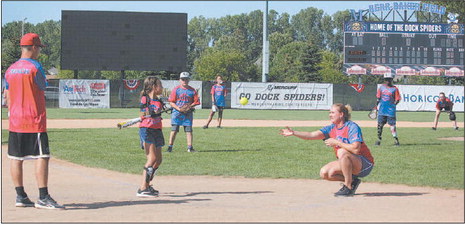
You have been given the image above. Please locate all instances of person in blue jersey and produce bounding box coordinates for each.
[203,75,227,129]
[375,73,401,146]
[166,72,200,153]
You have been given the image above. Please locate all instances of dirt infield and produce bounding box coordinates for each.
[1,119,464,222]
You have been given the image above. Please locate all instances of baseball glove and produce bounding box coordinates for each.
[449,111,456,121]
[178,104,193,113]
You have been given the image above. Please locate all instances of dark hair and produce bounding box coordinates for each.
[332,103,352,121]
[439,92,445,96]
[140,76,161,97]
[216,75,223,79]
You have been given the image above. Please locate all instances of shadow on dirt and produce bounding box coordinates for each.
[358,192,428,197]
[64,198,211,210]
[165,191,273,198]
[199,149,261,153]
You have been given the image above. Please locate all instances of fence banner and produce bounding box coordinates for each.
[59,79,110,108]
[160,80,202,108]
[231,82,333,109]
[379,84,464,112]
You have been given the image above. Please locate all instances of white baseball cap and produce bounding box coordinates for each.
[383,73,394,79]
[180,72,190,79]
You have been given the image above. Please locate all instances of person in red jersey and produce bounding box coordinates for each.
[280,104,374,197]
[432,92,458,130]
[4,33,64,209]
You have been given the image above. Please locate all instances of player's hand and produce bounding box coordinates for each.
[324,138,340,147]
[280,126,294,136]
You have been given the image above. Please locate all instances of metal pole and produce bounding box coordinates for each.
[21,18,27,36]
[262,1,269,82]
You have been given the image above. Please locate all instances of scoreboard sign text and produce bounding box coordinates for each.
[344,21,464,76]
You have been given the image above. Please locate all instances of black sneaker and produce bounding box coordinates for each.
[351,178,361,194]
[148,185,159,195]
[35,195,65,210]
[432,127,437,130]
[375,140,381,146]
[334,184,353,197]
[454,127,459,130]
[394,139,400,146]
[167,146,173,152]
[217,126,222,129]
[137,187,159,197]
[203,125,208,129]
[187,147,197,153]
[15,196,35,207]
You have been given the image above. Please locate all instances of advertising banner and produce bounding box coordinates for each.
[378,84,464,112]
[231,82,333,110]
[59,79,110,108]
[160,80,203,108]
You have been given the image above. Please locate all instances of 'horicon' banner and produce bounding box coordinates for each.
[231,82,333,109]
[380,84,464,112]
[59,79,110,108]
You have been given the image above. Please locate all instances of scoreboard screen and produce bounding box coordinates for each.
[343,21,464,76]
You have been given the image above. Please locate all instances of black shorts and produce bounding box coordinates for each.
[139,128,165,149]
[8,132,50,160]
[439,106,452,111]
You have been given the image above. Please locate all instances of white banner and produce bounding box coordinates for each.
[231,82,333,110]
[381,84,464,112]
[59,79,110,108]
[160,80,202,108]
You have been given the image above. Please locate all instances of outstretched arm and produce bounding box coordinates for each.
[280,127,325,140]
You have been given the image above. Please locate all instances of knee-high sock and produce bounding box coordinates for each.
[377,123,384,140]
[390,126,398,138]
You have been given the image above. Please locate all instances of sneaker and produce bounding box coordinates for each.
[187,147,197,153]
[217,126,222,129]
[137,187,159,197]
[432,127,437,130]
[167,146,173,152]
[203,125,208,129]
[334,184,353,197]
[454,127,459,130]
[35,195,65,210]
[394,139,400,146]
[351,178,361,194]
[15,196,34,207]
[375,140,381,146]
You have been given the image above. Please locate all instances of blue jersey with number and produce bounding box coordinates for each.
[168,85,200,126]
[211,84,227,107]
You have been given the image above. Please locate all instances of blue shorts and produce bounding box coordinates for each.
[378,115,396,126]
[354,155,374,178]
[139,128,165,149]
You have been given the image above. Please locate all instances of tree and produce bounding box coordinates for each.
[193,48,256,81]
[291,7,326,47]
[318,51,348,84]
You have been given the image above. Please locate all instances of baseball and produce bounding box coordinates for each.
[239,97,249,105]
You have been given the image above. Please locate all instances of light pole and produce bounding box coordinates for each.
[262,1,269,82]
[21,18,27,36]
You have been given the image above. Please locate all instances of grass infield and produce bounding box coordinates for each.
[2,126,463,189]
[1,108,464,122]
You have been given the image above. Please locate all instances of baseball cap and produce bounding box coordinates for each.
[20,33,45,47]
[180,72,190,79]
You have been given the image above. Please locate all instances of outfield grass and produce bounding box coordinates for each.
[2,126,463,189]
[1,108,463,122]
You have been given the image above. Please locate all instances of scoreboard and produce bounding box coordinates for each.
[343,21,464,76]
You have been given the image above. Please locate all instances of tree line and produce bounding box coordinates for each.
[2,2,463,85]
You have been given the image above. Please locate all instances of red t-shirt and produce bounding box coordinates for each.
[436,97,453,110]
[139,96,163,129]
[5,58,47,133]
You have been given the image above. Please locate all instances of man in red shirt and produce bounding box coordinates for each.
[432,92,458,130]
[4,33,64,209]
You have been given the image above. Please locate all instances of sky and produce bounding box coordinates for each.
[1,1,376,25]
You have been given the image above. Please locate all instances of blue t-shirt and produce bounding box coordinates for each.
[376,84,400,117]
[211,84,227,107]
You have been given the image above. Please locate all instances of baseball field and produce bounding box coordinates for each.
[1,108,464,222]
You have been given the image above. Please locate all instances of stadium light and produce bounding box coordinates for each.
[21,18,27,36]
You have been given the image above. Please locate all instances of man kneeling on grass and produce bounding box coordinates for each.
[280,104,374,196]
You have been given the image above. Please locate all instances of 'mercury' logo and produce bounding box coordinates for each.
[266,84,298,91]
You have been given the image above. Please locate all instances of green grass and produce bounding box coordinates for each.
[2,127,463,189]
[1,108,463,122]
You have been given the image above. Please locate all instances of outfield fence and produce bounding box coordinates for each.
[42,79,464,111]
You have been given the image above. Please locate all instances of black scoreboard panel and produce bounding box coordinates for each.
[344,33,465,66]
[61,11,187,71]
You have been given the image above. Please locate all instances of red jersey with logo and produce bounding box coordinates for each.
[139,96,163,129]
[436,97,453,110]
[5,58,48,133]
[320,121,374,164]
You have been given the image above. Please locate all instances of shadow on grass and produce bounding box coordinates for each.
[395,143,442,146]
[358,192,428,197]
[200,149,261,153]
[165,191,273,198]
[64,198,211,210]
[79,111,119,114]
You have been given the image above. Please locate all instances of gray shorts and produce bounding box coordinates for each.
[171,125,193,132]
[355,155,374,178]
[139,128,165,149]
